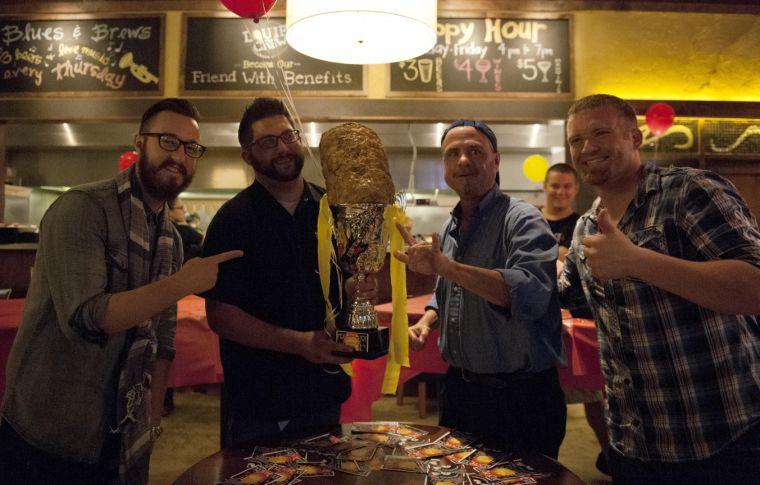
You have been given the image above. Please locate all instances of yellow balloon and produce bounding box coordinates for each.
[523,155,549,182]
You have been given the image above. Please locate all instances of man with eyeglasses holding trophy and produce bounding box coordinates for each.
[0,98,242,484]
[202,98,379,446]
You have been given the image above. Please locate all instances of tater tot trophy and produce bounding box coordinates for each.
[316,122,405,361]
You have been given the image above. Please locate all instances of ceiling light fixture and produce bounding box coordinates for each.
[286,0,438,65]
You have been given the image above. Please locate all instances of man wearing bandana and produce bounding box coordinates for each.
[396,119,566,458]
[0,98,241,484]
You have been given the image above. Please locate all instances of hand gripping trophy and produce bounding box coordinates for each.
[317,123,407,361]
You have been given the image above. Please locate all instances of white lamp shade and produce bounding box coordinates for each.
[286,0,438,65]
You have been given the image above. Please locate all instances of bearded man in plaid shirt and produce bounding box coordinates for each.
[558,94,760,485]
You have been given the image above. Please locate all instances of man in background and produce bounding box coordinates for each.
[163,197,206,416]
[541,163,580,262]
[203,97,374,445]
[396,119,566,458]
[0,98,241,484]
[559,94,760,483]
[169,197,203,262]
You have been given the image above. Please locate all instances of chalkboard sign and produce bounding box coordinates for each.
[0,16,162,95]
[389,17,570,96]
[182,16,365,95]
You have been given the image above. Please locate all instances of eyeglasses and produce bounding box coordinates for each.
[248,130,301,150]
[140,133,207,159]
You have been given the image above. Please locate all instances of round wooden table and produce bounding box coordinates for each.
[173,424,586,484]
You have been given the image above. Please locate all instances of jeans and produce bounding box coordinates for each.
[226,405,342,446]
[439,366,567,459]
[608,421,760,485]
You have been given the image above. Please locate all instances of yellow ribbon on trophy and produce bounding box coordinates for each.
[316,195,410,391]
[381,203,411,394]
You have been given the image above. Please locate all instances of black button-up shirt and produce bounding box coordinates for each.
[203,180,349,420]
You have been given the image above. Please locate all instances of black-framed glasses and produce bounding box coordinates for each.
[140,132,207,159]
[248,130,301,150]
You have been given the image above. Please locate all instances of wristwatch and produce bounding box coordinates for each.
[150,425,163,443]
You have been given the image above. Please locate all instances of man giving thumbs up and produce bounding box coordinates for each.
[558,94,760,484]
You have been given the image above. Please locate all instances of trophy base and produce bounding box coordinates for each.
[334,327,389,360]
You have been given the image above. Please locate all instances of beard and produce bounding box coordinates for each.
[251,151,305,182]
[137,151,194,202]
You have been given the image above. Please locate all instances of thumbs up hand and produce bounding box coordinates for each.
[581,208,639,280]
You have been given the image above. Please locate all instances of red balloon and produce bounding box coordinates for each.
[645,103,675,136]
[219,0,277,21]
[118,150,138,171]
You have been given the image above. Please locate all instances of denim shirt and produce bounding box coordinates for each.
[428,185,564,374]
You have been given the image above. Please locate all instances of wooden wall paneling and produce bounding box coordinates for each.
[730,174,760,223]
[0,248,36,297]
[705,160,760,223]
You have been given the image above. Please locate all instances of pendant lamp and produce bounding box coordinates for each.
[286,0,437,65]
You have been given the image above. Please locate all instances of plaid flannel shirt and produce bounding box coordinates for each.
[559,163,760,462]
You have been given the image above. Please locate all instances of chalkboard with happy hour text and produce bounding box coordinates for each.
[0,16,162,95]
[389,17,571,97]
[182,16,365,95]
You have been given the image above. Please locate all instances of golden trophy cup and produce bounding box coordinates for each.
[331,203,390,359]
[318,122,399,360]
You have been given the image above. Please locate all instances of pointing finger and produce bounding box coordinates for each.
[208,250,244,263]
[431,233,441,255]
[393,250,410,264]
[395,221,417,246]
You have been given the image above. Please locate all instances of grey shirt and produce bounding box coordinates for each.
[429,185,564,374]
[1,178,178,463]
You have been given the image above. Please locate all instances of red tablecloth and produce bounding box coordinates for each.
[339,295,604,422]
[0,298,26,404]
[0,296,223,403]
[558,317,605,391]
[2,295,602,416]
[340,295,447,423]
[168,295,224,388]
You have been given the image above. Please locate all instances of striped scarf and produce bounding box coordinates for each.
[109,164,176,484]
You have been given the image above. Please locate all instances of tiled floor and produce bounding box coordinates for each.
[150,386,611,484]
